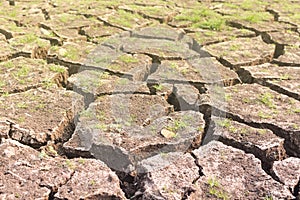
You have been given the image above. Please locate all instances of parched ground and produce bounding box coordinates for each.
[0,0,299,199]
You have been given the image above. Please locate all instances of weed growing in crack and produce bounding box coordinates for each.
[153,84,163,91]
[49,65,66,73]
[207,177,229,200]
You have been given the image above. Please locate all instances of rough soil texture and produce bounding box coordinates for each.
[0,0,299,199]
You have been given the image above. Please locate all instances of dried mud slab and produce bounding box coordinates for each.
[275,46,300,66]
[131,25,184,41]
[238,63,300,100]
[135,152,199,200]
[8,34,50,55]
[191,141,294,199]
[80,22,122,43]
[67,70,150,106]
[122,37,199,59]
[202,83,300,156]
[0,117,10,140]
[204,36,275,67]
[120,5,178,23]
[0,139,126,200]
[210,117,286,166]
[99,9,152,30]
[268,30,300,46]
[49,41,96,63]
[41,13,93,30]
[0,40,17,61]
[64,94,205,171]
[188,27,256,46]
[0,57,68,94]
[0,87,84,147]
[148,57,240,86]
[0,18,28,39]
[273,157,300,197]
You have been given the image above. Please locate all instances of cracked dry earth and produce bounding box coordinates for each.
[0,0,299,200]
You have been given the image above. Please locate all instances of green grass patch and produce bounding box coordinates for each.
[118,54,139,63]
[257,92,276,109]
[49,65,66,73]
[175,7,226,31]
[109,10,143,28]
[207,177,230,200]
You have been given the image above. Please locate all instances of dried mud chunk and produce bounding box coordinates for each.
[121,37,198,59]
[201,83,300,156]
[8,34,50,54]
[148,57,239,85]
[0,118,10,140]
[188,27,255,46]
[49,41,96,63]
[53,28,87,42]
[104,53,152,81]
[67,70,150,106]
[135,152,199,200]
[238,63,300,83]
[64,94,205,172]
[275,46,300,65]
[0,87,84,147]
[238,63,300,100]
[273,157,300,196]
[0,139,126,200]
[121,5,177,23]
[211,117,286,163]
[268,31,300,46]
[99,9,151,30]
[0,40,16,61]
[41,13,93,29]
[0,57,68,93]
[131,25,184,41]
[191,141,294,199]
[81,22,122,39]
[173,84,200,110]
[204,36,275,67]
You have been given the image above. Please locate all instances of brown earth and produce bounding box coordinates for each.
[0,0,299,199]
